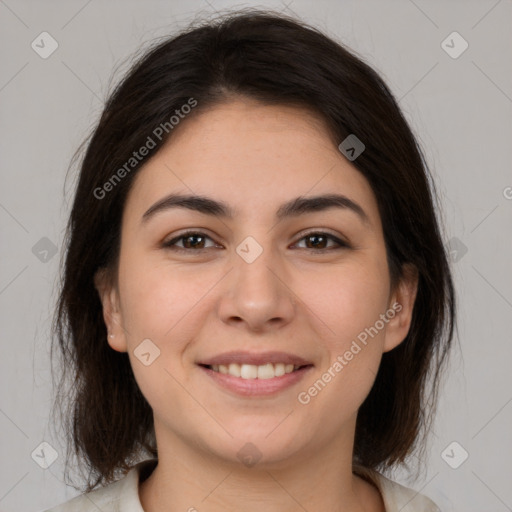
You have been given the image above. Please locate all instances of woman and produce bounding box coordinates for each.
[46,9,455,512]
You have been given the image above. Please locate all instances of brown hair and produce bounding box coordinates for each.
[51,8,456,492]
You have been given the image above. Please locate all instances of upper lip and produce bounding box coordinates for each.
[198,351,313,367]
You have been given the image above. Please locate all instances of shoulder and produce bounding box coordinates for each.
[354,466,441,512]
[42,459,158,512]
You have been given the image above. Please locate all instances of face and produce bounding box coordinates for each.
[96,97,417,468]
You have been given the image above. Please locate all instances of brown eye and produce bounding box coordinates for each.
[162,230,349,253]
[180,234,207,249]
[163,231,217,251]
[294,232,349,251]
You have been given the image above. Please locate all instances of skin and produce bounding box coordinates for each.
[95,97,418,512]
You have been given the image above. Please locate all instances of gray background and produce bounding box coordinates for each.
[1,0,511,511]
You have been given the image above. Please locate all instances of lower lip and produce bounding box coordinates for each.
[198,365,313,397]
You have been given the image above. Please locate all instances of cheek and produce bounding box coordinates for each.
[116,253,203,413]
[117,249,206,343]
[294,256,391,423]
[297,254,390,346]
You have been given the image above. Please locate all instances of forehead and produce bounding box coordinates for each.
[124,99,382,228]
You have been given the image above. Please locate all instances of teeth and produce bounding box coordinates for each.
[241,364,258,379]
[257,363,274,379]
[209,362,300,379]
[274,363,285,377]
[228,363,240,377]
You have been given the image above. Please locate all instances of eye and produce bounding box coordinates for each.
[162,231,219,252]
[293,231,350,251]
[162,230,349,253]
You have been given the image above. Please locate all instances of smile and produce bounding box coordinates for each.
[198,363,313,397]
[205,362,303,379]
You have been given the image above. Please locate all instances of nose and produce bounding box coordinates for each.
[217,242,296,333]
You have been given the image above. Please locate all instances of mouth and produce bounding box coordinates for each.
[199,362,310,379]
[196,352,314,396]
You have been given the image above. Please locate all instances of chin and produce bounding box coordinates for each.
[207,428,308,469]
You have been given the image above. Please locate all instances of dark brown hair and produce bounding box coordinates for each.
[51,8,456,492]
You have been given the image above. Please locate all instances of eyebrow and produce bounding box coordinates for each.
[141,192,370,226]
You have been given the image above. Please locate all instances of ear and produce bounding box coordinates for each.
[94,267,128,353]
[382,263,419,353]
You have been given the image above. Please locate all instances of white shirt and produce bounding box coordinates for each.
[43,458,440,512]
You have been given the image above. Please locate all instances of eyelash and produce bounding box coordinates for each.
[162,230,350,253]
